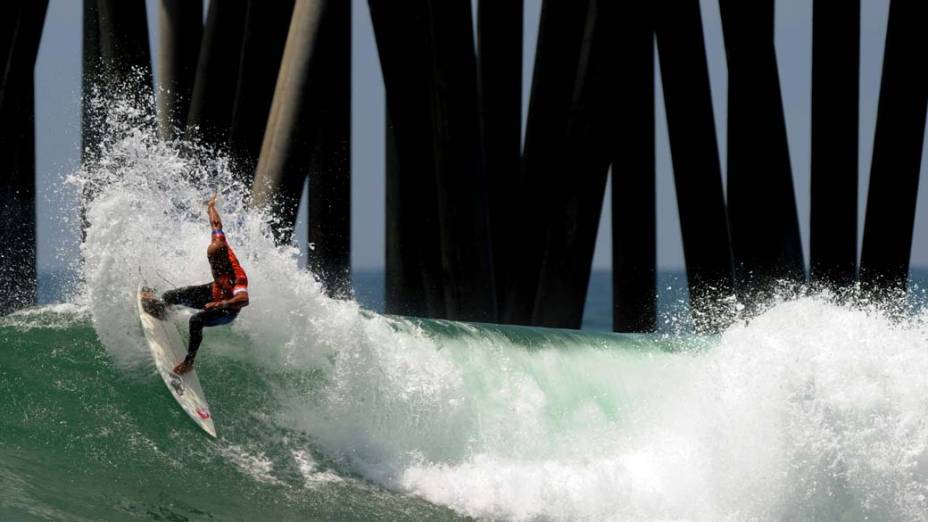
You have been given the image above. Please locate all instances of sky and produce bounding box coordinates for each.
[32,0,928,273]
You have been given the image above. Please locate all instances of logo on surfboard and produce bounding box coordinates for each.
[196,408,211,420]
[169,374,185,396]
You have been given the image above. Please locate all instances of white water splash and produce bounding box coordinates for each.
[73,92,360,373]
[0,303,89,331]
[73,95,928,521]
[368,300,928,521]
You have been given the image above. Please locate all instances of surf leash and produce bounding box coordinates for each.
[155,270,177,289]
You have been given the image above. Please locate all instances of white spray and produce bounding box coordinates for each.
[74,94,928,521]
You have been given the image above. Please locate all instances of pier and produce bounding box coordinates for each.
[3,0,928,333]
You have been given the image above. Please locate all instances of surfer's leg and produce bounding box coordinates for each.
[187,313,206,362]
[184,309,239,364]
[163,283,213,309]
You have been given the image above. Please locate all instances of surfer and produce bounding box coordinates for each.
[159,195,250,375]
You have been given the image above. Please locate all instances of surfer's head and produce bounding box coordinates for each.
[207,243,233,278]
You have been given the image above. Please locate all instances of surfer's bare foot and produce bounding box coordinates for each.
[173,360,193,375]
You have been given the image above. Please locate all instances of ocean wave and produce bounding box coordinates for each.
[11,91,928,521]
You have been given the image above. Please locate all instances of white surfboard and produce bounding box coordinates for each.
[137,284,217,437]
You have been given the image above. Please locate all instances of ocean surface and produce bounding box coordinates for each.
[12,270,928,521]
[9,94,928,521]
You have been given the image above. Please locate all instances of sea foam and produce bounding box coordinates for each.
[72,93,928,521]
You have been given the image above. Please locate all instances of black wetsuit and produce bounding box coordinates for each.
[162,284,239,364]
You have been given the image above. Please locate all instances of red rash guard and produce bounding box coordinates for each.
[210,230,248,301]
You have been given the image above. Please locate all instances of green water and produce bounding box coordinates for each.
[2,307,693,521]
[9,297,928,520]
[0,313,465,521]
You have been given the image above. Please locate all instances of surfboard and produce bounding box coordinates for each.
[137,284,217,437]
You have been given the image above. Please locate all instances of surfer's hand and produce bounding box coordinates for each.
[173,360,193,375]
[205,301,222,310]
[207,193,217,208]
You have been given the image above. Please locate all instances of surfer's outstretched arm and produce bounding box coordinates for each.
[207,194,223,231]
[207,195,228,255]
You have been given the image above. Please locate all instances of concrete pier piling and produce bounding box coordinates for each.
[79,0,100,239]
[1,2,48,105]
[530,0,615,329]
[384,114,447,318]
[81,0,151,156]
[505,0,593,325]
[187,0,246,147]
[424,0,497,322]
[307,0,351,298]
[477,0,523,316]
[370,0,497,322]
[0,83,37,315]
[252,0,332,240]
[251,0,352,300]
[810,0,859,288]
[860,0,928,291]
[656,0,735,331]
[612,3,656,333]
[80,0,151,238]
[375,8,447,319]
[0,1,48,314]
[14,0,928,324]
[229,0,295,180]
[1,2,48,108]
[81,0,100,163]
[529,0,657,332]
[97,0,153,92]
[521,0,657,332]
[157,0,202,139]
[720,0,804,296]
